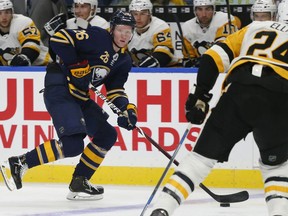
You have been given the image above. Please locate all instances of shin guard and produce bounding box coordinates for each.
[153,152,216,215]
[260,160,288,216]
[73,142,108,178]
[26,139,64,168]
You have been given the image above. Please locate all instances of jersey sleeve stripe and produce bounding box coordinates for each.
[206,48,225,72]
[216,43,234,63]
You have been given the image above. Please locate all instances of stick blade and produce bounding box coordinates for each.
[199,183,249,203]
[217,190,249,203]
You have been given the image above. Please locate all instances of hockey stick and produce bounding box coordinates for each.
[91,86,249,204]
[172,13,199,67]
[225,0,233,34]
[173,13,191,61]
[140,123,192,216]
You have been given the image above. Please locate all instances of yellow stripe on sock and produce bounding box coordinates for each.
[167,178,189,199]
[265,185,288,193]
[83,146,104,165]
[43,141,55,162]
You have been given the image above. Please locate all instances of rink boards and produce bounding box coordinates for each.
[0,67,263,188]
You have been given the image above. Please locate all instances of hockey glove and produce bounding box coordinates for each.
[10,54,31,66]
[185,84,212,125]
[182,58,201,68]
[117,103,138,131]
[138,55,160,67]
[44,13,67,36]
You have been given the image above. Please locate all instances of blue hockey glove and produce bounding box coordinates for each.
[117,103,138,130]
[138,55,160,67]
[185,84,212,125]
[44,13,67,36]
[10,54,31,66]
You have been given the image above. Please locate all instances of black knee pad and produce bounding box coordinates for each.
[91,124,117,151]
[260,143,288,166]
[61,134,84,157]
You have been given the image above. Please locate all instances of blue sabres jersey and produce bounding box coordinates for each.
[49,26,133,108]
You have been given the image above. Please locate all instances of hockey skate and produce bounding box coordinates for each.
[150,209,169,216]
[66,176,104,201]
[0,155,28,191]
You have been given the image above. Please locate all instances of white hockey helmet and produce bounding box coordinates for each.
[73,0,98,19]
[193,0,216,11]
[250,0,277,21]
[277,0,288,24]
[129,0,153,14]
[0,0,13,12]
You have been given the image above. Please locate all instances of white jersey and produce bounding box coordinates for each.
[182,11,237,58]
[206,21,288,86]
[128,16,177,66]
[0,14,51,66]
[66,15,109,30]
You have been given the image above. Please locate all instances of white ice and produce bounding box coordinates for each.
[0,183,267,216]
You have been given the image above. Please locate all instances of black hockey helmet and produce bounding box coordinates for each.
[110,10,136,32]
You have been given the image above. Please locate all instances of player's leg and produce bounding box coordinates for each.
[151,152,217,216]
[259,160,288,216]
[253,88,288,216]
[66,99,117,200]
[150,84,251,215]
[4,71,87,190]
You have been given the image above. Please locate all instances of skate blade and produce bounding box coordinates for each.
[66,191,103,201]
[0,162,16,191]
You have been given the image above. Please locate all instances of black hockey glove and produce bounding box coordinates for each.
[182,58,201,68]
[185,84,212,125]
[117,103,138,131]
[138,55,160,67]
[10,54,31,66]
[44,13,67,36]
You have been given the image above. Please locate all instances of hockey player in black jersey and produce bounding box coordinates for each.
[0,10,137,201]
[150,1,288,216]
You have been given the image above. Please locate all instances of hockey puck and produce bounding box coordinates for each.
[220,203,230,207]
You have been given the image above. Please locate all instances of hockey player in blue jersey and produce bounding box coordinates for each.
[0,10,137,201]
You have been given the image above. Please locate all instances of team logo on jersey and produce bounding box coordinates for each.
[193,41,214,56]
[0,47,20,65]
[91,66,110,86]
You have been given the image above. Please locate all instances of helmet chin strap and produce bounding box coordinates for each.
[113,39,123,49]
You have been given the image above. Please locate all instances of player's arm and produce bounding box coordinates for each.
[49,29,80,65]
[105,57,131,111]
[185,28,245,124]
[182,36,200,67]
[105,58,137,130]
[139,27,174,67]
[214,16,238,42]
[10,22,42,66]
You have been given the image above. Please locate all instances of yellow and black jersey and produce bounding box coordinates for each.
[128,16,178,66]
[182,11,238,59]
[198,21,288,91]
[0,14,51,66]
[66,15,109,30]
